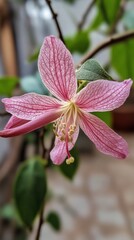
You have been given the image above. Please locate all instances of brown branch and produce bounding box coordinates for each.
[34,127,47,240]
[78,0,96,30]
[0,112,9,116]
[35,202,45,240]
[45,0,65,43]
[78,30,134,66]
[40,128,47,159]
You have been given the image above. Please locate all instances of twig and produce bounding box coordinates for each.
[34,128,46,240]
[45,0,65,43]
[40,128,47,159]
[78,30,134,66]
[35,202,45,240]
[0,112,9,116]
[78,0,96,30]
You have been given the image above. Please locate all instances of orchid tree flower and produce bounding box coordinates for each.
[0,36,132,165]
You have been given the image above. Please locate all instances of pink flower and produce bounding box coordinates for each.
[0,36,132,164]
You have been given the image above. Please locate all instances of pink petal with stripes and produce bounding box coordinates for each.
[0,111,60,138]
[75,79,132,112]
[79,112,128,159]
[50,125,79,165]
[2,93,61,120]
[38,36,77,101]
[4,116,29,129]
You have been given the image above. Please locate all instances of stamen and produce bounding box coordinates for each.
[66,156,75,165]
[53,102,78,157]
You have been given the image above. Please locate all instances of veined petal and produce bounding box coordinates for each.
[75,79,132,112]
[2,93,61,120]
[79,112,128,159]
[0,111,60,138]
[50,125,79,165]
[4,116,29,129]
[38,36,77,101]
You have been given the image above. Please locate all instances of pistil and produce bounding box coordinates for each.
[53,101,78,164]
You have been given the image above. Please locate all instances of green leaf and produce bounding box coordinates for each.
[88,11,104,31]
[0,204,16,220]
[0,203,25,226]
[28,48,40,63]
[93,112,112,127]
[65,30,90,54]
[59,147,79,180]
[111,39,134,79]
[20,72,49,95]
[76,59,113,81]
[46,211,61,231]
[123,10,134,30]
[14,158,47,229]
[0,76,19,96]
[99,0,121,24]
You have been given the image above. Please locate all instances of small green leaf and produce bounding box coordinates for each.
[0,76,19,96]
[76,59,112,81]
[59,147,79,180]
[123,10,134,30]
[20,72,49,95]
[65,30,90,54]
[0,204,16,220]
[0,203,23,226]
[93,112,112,127]
[88,11,104,31]
[111,39,134,79]
[14,158,47,229]
[46,211,61,231]
[28,48,40,62]
[98,0,121,25]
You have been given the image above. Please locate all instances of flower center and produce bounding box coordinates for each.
[53,101,78,164]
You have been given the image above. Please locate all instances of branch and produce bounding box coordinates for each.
[34,128,46,240]
[78,0,96,30]
[45,0,65,43]
[0,112,9,116]
[78,30,134,66]
[35,202,45,240]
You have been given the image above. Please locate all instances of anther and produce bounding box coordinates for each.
[60,136,65,141]
[66,156,75,165]
[68,136,72,142]
[69,130,74,135]
[61,129,65,134]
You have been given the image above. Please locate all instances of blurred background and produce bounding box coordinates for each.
[0,0,134,239]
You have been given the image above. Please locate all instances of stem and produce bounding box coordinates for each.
[40,128,47,159]
[45,0,65,43]
[78,30,134,66]
[0,112,10,116]
[35,128,46,240]
[77,0,96,30]
[35,202,45,240]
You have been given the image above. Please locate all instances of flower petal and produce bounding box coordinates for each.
[4,116,29,129]
[2,93,61,120]
[0,111,60,138]
[79,112,128,159]
[50,125,79,165]
[38,36,77,101]
[75,79,132,112]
